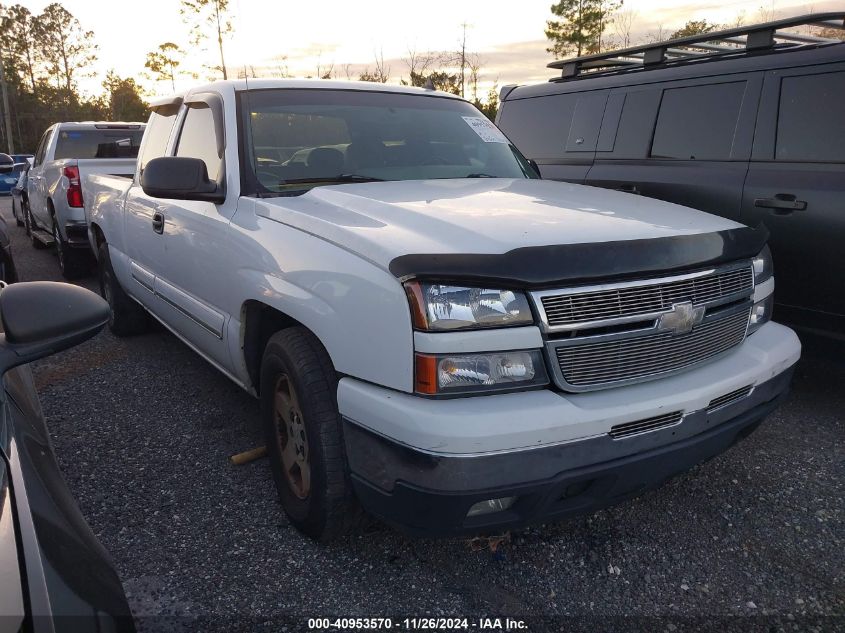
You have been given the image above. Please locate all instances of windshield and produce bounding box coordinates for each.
[54,128,144,160]
[239,89,537,195]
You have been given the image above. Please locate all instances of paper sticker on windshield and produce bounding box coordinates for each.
[462,116,509,144]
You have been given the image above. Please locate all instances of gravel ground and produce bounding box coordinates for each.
[3,197,843,632]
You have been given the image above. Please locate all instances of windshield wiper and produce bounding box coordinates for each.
[281,174,385,185]
[465,173,498,178]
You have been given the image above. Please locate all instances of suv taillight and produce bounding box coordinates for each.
[63,165,83,208]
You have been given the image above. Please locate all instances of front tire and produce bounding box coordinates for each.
[98,241,148,336]
[260,327,362,541]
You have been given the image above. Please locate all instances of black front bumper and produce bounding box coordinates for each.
[345,366,794,537]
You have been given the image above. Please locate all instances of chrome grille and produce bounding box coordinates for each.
[708,385,753,411]
[555,308,750,389]
[541,266,753,327]
[609,411,683,439]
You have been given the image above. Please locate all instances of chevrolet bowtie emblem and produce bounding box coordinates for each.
[657,301,705,335]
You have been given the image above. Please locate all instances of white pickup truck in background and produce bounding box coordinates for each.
[84,80,800,541]
[26,122,145,278]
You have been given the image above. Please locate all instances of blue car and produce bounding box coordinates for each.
[0,153,30,195]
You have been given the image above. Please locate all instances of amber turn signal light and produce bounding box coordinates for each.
[414,353,437,394]
[404,281,428,329]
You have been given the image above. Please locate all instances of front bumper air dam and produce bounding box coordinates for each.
[345,365,795,537]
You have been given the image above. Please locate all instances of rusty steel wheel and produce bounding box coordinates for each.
[260,327,365,540]
[273,374,311,500]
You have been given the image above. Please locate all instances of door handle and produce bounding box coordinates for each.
[754,194,807,213]
[152,211,165,234]
[618,184,641,195]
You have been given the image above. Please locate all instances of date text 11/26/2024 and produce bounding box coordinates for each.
[307,618,528,631]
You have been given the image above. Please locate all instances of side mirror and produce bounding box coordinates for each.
[141,156,225,203]
[0,282,109,374]
[528,159,542,179]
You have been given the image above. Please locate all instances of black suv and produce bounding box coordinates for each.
[497,13,845,335]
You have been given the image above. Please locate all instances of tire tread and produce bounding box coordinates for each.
[98,242,148,336]
[261,327,366,541]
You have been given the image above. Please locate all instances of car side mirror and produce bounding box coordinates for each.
[141,156,225,203]
[0,282,109,374]
[528,159,541,178]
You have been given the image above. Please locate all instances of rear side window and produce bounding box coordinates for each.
[54,128,144,160]
[138,105,179,173]
[497,93,578,160]
[651,82,745,160]
[176,105,221,181]
[776,71,845,163]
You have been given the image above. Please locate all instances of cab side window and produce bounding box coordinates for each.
[137,104,180,174]
[776,71,845,163]
[175,104,222,181]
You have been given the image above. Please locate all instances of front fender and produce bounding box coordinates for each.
[228,260,414,394]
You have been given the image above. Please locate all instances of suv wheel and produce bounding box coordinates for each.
[260,327,363,541]
[98,242,148,336]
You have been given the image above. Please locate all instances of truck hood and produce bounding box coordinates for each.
[255,179,754,284]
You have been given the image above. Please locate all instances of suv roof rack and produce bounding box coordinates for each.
[548,12,845,80]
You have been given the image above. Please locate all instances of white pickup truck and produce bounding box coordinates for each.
[85,80,801,541]
[26,121,145,278]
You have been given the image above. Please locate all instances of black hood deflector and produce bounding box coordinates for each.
[389,224,768,288]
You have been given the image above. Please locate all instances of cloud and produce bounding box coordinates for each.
[248,39,555,92]
[641,0,844,29]
[476,40,559,86]
[222,0,845,98]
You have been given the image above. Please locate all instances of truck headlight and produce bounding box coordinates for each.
[415,350,548,395]
[748,245,774,335]
[405,281,533,331]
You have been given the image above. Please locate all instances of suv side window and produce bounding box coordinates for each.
[651,82,746,160]
[33,130,50,166]
[496,93,578,160]
[776,71,845,163]
[175,104,222,181]
[137,105,180,175]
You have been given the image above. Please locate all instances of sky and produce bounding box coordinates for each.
[14,0,842,99]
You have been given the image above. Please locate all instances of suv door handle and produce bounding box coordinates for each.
[754,194,807,213]
[152,211,165,234]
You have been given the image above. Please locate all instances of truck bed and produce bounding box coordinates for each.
[83,173,134,255]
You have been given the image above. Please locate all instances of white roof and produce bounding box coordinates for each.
[55,121,146,128]
[152,78,466,104]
